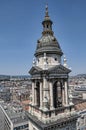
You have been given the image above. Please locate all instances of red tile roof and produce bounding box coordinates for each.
[75,102,86,111]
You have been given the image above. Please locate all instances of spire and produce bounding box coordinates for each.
[45,4,49,17]
[42,4,53,36]
[44,4,50,20]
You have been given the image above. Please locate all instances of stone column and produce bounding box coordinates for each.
[43,76,49,110]
[50,81,54,110]
[43,77,47,98]
[64,80,69,106]
[40,81,43,109]
[62,81,65,106]
[32,81,35,105]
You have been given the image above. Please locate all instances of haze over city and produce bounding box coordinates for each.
[0,0,86,75]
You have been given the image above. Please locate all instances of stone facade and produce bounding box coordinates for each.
[28,5,78,130]
[29,120,76,130]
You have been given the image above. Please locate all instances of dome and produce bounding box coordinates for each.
[34,5,63,57]
[35,34,63,57]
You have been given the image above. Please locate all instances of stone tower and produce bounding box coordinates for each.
[28,5,78,130]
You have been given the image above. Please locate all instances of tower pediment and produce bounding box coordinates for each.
[29,66,42,75]
[48,64,71,74]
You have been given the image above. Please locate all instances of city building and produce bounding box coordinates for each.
[0,86,11,102]
[0,79,31,103]
[28,5,78,130]
[0,102,29,130]
[0,100,4,130]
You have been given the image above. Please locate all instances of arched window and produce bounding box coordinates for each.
[53,81,62,108]
[36,82,40,107]
[47,25,49,28]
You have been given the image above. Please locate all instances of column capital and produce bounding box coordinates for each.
[63,78,68,82]
[48,79,53,83]
[31,79,35,82]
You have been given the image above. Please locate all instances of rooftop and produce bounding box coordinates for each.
[0,102,28,124]
[75,101,86,111]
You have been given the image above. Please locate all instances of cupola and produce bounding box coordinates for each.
[35,5,63,57]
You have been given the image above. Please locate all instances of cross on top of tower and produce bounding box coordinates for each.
[44,3,50,21]
[45,4,49,17]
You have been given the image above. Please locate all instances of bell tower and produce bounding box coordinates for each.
[28,5,78,130]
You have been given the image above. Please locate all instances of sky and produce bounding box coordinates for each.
[0,0,86,76]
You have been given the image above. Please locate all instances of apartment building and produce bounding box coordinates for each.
[0,102,29,130]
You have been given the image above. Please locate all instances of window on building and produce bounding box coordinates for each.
[47,25,48,28]
[55,58,57,61]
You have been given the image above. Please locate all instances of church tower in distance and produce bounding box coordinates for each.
[28,5,78,130]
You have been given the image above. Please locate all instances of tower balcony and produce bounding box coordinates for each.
[29,104,77,124]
